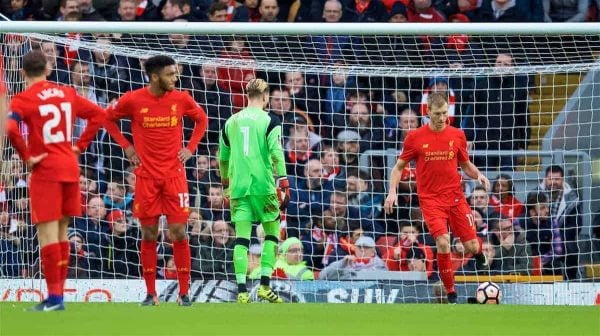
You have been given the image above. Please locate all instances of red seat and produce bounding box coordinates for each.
[532,255,542,276]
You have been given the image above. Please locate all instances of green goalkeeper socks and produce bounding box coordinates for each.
[233,221,252,289]
[260,220,280,279]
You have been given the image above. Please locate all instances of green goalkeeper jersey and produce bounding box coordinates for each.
[219,106,287,199]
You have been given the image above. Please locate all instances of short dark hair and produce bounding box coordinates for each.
[22,50,48,77]
[144,55,176,77]
[526,192,548,214]
[209,1,227,15]
[545,165,564,177]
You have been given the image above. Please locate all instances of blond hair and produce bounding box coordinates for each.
[245,78,269,99]
[427,91,448,110]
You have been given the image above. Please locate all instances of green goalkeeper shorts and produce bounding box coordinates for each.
[230,194,280,223]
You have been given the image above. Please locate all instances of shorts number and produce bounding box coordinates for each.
[241,126,250,156]
[178,193,189,208]
[39,103,72,144]
[466,213,475,228]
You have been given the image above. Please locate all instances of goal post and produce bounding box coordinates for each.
[1,21,599,304]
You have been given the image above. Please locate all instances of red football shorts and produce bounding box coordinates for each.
[30,180,81,224]
[421,200,477,242]
[133,174,190,226]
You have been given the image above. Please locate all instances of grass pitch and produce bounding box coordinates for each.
[0,302,598,336]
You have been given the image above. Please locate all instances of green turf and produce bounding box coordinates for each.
[0,303,598,336]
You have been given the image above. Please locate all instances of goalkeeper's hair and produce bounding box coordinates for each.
[427,91,448,109]
[144,55,176,77]
[22,50,47,77]
[246,78,269,99]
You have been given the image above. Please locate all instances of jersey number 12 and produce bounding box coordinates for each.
[39,103,72,144]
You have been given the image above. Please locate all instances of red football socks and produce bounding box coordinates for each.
[59,241,70,296]
[173,240,191,296]
[140,240,158,296]
[437,252,455,294]
[41,243,62,298]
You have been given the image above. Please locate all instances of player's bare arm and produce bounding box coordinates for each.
[384,158,408,214]
[459,160,490,191]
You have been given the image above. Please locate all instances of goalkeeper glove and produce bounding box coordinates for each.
[276,177,290,210]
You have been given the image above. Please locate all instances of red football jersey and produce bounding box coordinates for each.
[105,87,208,179]
[7,80,105,182]
[400,125,469,207]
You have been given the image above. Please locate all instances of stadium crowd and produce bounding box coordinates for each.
[1,0,597,282]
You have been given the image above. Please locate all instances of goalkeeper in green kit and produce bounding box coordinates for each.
[219,79,290,303]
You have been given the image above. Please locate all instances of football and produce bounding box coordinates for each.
[476,281,502,304]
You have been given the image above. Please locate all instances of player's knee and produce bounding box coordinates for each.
[141,226,159,241]
[463,239,479,254]
[168,225,187,241]
[265,235,278,244]
[435,235,451,253]
[235,237,250,248]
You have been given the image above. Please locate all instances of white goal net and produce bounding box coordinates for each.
[1,22,599,304]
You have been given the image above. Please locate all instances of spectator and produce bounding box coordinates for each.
[459,238,501,274]
[189,154,212,208]
[471,53,529,169]
[472,207,489,235]
[56,0,80,20]
[477,0,527,22]
[39,41,70,84]
[200,183,230,222]
[232,0,261,22]
[524,192,563,275]
[489,174,524,221]
[283,71,321,124]
[344,102,385,152]
[319,236,386,280]
[285,127,319,177]
[247,244,263,279]
[74,196,110,277]
[217,36,255,111]
[161,0,200,21]
[0,208,23,277]
[190,63,232,144]
[307,1,357,65]
[274,237,315,280]
[7,0,34,20]
[107,209,140,278]
[516,0,544,22]
[384,221,434,277]
[407,0,446,22]
[489,215,532,275]
[287,159,333,237]
[320,144,341,182]
[533,165,581,279]
[67,230,90,278]
[469,185,493,218]
[302,208,349,270]
[420,77,460,127]
[90,36,129,102]
[346,169,384,220]
[340,0,386,22]
[543,0,589,22]
[103,180,133,212]
[78,0,104,20]
[192,220,235,279]
[115,0,137,21]
[208,1,228,21]
[336,130,361,177]
[258,0,279,21]
[79,168,98,213]
[435,0,480,21]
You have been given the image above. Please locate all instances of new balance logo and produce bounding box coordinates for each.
[422,144,429,148]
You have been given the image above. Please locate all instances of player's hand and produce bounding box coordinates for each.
[478,174,491,191]
[72,145,81,155]
[26,153,48,169]
[178,148,192,163]
[124,146,140,168]
[222,178,230,204]
[384,192,398,215]
[276,177,290,210]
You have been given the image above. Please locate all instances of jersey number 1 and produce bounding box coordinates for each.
[39,103,72,144]
[241,126,250,156]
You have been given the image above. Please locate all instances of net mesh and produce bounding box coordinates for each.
[1,28,599,301]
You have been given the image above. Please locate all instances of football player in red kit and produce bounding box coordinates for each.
[384,91,490,304]
[6,50,105,311]
[104,55,208,306]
